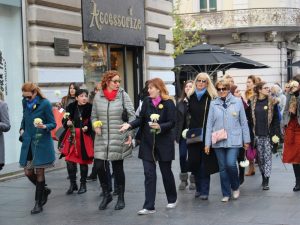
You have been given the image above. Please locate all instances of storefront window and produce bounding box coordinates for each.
[0,0,24,164]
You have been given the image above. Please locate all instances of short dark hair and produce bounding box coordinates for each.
[75,89,89,97]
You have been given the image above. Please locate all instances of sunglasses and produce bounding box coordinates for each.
[111,80,121,84]
[196,79,207,83]
[23,95,33,100]
[216,87,228,92]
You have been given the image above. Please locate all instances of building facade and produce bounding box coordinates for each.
[177,0,300,90]
[0,0,175,165]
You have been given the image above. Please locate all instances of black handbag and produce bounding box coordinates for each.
[121,91,129,122]
[186,97,208,145]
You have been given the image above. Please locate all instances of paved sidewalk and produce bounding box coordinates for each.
[0,148,299,225]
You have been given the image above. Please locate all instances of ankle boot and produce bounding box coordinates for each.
[99,185,113,210]
[78,183,87,194]
[262,177,270,190]
[189,174,196,190]
[245,162,255,176]
[178,173,188,190]
[293,178,300,192]
[41,187,51,206]
[66,182,78,195]
[31,181,44,214]
[114,185,125,210]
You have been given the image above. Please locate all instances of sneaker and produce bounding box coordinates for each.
[232,189,240,199]
[221,197,230,202]
[137,209,156,215]
[166,200,177,209]
[199,195,208,200]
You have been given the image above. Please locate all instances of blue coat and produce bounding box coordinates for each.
[19,97,56,167]
[205,93,250,148]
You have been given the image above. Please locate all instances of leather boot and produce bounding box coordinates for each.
[293,178,300,192]
[178,173,188,190]
[66,182,78,195]
[41,187,51,206]
[114,185,125,210]
[189,174,196,190]
[245,161,255,176]
[78,183,87,194]
[99,185,113,210]
[262,177,270,190]
[31,181,44,214]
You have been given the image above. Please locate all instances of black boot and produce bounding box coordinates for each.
[239,166,245,185]
[78,183,87,194]
[114,185,125,210]
[31,181,44,214]
[66,162,78,195]
[41,187,51,206]
[66,182,78,195]
[293,178,300,192]
[262,177,270,190]
[99,185,113,210]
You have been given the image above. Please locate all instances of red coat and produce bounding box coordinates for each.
[283,117,300,163]
[60,128,94,164]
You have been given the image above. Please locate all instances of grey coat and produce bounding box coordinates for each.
[91,88,135,161]
[205,94,250,148]
[282,93,300,127]
[0,101,11,165]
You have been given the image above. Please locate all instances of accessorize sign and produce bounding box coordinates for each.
[0,50,8,96]
[82,0,145,46]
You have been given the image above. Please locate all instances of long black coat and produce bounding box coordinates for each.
[130,97,176,162]
[175,100,188,143]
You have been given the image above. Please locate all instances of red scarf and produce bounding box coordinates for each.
[103,89,118,101]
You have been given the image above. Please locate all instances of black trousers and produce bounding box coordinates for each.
[94,159,125,187]
[67,161,88,183]
[293,164,300,179]
[142,160,177,210]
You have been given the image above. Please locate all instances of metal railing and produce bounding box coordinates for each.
[178,8,300,30]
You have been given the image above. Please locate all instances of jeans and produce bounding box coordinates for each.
[179,138,188,173]
[214,148,239,197]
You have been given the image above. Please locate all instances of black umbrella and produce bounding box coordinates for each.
[175,43,269,73]
[292,60,300,67]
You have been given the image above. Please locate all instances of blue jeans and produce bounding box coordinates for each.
[179,138,188,173]
[214,148,240,197]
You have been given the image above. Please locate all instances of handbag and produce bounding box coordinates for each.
[186,98,208,144]
[121,91,129,122]
[51,107,65,141]
[211,128,228,144]
[246,146,257,161]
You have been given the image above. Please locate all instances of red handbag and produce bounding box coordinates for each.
[51,107,65,141]
[246,146,257,161]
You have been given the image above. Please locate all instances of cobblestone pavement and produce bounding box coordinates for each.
[0,148,299,225]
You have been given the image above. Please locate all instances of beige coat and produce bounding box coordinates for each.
[91,88,135,160]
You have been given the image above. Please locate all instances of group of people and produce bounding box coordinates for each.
[9,69,300,215]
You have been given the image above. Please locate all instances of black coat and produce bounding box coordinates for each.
[130,97,176,162]
[175,100,188,143]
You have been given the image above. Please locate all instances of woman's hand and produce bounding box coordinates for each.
[119,123,131,132]
[149,122,160,130]
[19,129,24,136]
[67,120,73,127]
[204,146,210,155]
[244,143,250,150]
[95,127,101,136]
[82,126,88,133]
[36,123,46,129]
[124,135,132,146]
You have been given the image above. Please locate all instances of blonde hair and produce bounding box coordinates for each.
[215,79,230,90]
[188,73,218,98]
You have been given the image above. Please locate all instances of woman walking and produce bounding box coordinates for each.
[205,79,250,202]
[0,91,10,171]
[92,70,135,210]
[59,82,80,110]
[249,81,281,190]
[186,73,219,199]
[60,89,94,195]
[282,75,300,191]
[175,80,195,190]
[19,82,56,214]
[120,78,177,215]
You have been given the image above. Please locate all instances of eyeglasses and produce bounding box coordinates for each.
[216,87,228,92]
[196,79,207,83]
[23,95,33,100]
[263,87,270,90]
[111,80,121,84]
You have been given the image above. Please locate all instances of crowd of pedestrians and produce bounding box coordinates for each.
[1,70,300,215]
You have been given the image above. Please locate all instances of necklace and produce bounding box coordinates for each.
[77,105,82,121]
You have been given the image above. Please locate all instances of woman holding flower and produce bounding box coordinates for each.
[60,89,94,195]
[92,70,135,211]
[205,79,250,202]
[282,75,300,192]
[248,81,281,190]
[120,78,177,215]
[19,82,56,214]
